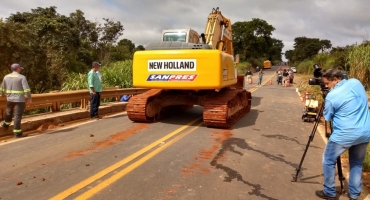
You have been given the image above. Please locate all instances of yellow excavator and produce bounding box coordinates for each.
[126,7,252,128]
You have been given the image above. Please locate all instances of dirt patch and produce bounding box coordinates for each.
[37,122,60,131]
[65,124,148,159]
[162,184,181,199]
[181,130,233,176]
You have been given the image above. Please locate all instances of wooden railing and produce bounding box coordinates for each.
[0,88,149,116]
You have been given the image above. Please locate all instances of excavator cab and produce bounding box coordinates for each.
[162,29,200,43]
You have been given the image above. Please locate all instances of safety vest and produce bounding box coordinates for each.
[1,72,32,102]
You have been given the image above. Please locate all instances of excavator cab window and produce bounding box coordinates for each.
[163,32,187,42]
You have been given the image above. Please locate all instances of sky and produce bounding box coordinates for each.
[1,0,369,61]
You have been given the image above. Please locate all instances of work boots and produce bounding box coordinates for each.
[1,121,9,131]
[14,133,28,138]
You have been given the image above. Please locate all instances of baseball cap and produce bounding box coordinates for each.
[11,63,24,70]
[92,62,102,68]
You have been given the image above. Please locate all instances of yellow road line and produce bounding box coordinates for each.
[49,117,202,200]
[247,73,276,91]
[75,121,203,200]
[51,73,273,199]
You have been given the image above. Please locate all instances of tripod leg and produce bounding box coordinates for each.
[337,156,346,194]
[292,104,325,182]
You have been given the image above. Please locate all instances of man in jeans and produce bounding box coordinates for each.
[88,62,103,120]
[1,63,31,138]
[315,69,370,200]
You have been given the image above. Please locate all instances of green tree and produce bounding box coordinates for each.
[110,39,137,62]
[285,50,294,61]
[97,18,124,64]
[286,36,328,63]
[0,6,125,93]
[4,6,82,92]
[232,18,282,63]
[135,45,145,51]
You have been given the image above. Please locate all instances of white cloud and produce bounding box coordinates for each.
[1,0,369,61]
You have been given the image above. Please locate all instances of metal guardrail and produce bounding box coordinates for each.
[0,88,149,117]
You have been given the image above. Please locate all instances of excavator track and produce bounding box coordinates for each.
[127,89,162,122]
[127,89,194,122]
[127,87,252,128]
[203,89,252,128]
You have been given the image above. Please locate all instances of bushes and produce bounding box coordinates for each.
[235,61,252,75]
[296,60,315,74]
[61,60,133,91]
[101,60,133,88]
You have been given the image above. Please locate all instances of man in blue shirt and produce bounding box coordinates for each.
[316,69,370,200]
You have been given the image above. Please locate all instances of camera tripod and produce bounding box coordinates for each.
[292,96,346,195]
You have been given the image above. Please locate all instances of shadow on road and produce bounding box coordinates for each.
[210,137,279,200]
[233,109,259,129]
[262,134,322,150]
[251,96,263,107]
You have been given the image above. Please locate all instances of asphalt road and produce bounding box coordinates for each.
[0,66,340,200]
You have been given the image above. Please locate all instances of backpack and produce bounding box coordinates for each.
[120,95,130,102]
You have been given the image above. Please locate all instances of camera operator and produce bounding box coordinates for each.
[316,69,370,200]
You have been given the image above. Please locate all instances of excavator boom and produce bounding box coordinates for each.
[203,7,233,55]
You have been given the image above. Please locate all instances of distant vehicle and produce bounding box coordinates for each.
[263,60,271,69]
[291,67,297,73]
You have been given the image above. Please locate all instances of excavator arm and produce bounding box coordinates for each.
[202,7,234,56]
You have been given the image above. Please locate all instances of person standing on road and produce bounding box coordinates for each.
[289,70,294,84]
[0,63,31,138]
[315,69,370,200]
[88,62,103,120]
[282,69,289,86]
[257,69,264,87]
[255,66,260,72]
[245,68,253,84]
[277,70,283,85]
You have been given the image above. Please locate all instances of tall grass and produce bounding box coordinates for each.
[59,60,133,107]
[347,44,370,88]
[61,60,133,91]
[347,44,370,169]
[296,60,315,74]
[235,61,253,75]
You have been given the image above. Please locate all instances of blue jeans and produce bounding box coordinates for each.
[90,92,101,118]
[258,77,262,85]
[322,140,368,199]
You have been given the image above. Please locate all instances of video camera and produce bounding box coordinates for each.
[308,64,325,87]
[308,64,330,99]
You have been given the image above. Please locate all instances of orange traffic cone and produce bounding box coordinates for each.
[303,90,308,102]
[269,79,272,85]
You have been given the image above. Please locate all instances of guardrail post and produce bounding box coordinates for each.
[80,98,87,109]
[56,102,61,111]
[51,103,56,112]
